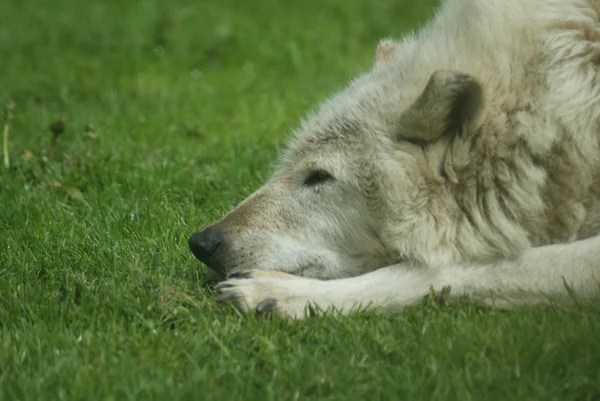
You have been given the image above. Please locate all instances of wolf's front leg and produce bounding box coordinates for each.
[215,266,437,319]
[215,235,600,319]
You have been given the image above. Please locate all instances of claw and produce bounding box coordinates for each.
[214,282,234,291]
[217,291,242,304]
[227,271,253,280]
[255,298,277,319]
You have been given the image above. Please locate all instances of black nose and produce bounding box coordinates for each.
[189,226,223,266]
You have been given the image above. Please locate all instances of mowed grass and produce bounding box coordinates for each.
[1,0,600,399]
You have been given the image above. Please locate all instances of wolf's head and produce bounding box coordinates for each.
[189,41,530,279]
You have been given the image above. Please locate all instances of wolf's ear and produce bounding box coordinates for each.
[374,39,395,65]
[398,70,485,143]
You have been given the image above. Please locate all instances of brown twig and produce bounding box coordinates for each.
[3,100,15,169]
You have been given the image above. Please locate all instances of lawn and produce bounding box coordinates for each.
[1,0,600,399]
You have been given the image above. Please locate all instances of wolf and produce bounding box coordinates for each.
[189,0,600,319]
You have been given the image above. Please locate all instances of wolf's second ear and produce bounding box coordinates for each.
[374,39,395,65]
[398,71,484,143]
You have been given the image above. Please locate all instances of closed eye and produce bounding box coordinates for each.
[304,170,334,186]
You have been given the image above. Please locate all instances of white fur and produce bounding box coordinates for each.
[217,235,600,319]
[198,0,600,318]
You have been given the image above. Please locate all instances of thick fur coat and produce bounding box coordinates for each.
[189,0,600,318]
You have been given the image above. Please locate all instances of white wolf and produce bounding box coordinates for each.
[189,0,600,319]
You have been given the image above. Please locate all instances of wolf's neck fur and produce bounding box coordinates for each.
[375,0,600,266]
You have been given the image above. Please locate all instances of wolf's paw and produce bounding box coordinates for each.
[215,270,322,319]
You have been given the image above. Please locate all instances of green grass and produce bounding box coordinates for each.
[1,0,600,399]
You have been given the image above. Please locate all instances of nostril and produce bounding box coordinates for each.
[188,227,224,265]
